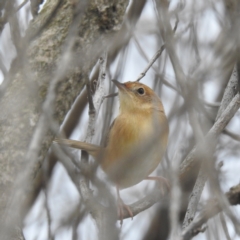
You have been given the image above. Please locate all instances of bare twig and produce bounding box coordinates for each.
[216,65,238,120]
[17,0,29,12]
[78,52,116,240]
[0,53,7,77]
[134,17,178,82]
[120,189,165,219]
[182,165,208,229]
[219,213,232,240]
[223,129,240,142]
[72,205,86,240]
[133,36,179,93]
[135,45,165,81]
[169,149,182,240]
[180,93,240,179]
[85,52,107,144]
[182,56,239,229]
[44,189,54,240]
[181,183,240,240]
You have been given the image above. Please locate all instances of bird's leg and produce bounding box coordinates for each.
[146,176,170,194]
[116,186,133,225]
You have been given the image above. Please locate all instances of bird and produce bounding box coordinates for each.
[55,80,169,224]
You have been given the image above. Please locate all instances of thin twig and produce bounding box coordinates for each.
[79,52,115,240]
[216,65,238,120]
[0,54,7,78]
[133,36,179,93]
[84,52,107,146]
[182,65,239,229]
[135,16,178,82]
[219,213,232,240]
[180,93,240,178]
[169,149,182,239]
[135,45,165,81]
[182,165,208,229]
[72,205,86,240]
[17,0,29,12]
[223,129,240,142]
[181,183,240,240]
[44,189,54,240]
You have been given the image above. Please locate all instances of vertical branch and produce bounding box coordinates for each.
[169,149,182,239]
[182,64,240,229]
[85,52,107,144]
[44,189,54,240]
[219,213,232,240]
[79,52,116,240]
[182,165,208,229]
[216,65,238,120]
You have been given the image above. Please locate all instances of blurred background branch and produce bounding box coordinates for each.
[0,0,240,239]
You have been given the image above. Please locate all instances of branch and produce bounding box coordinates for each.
[216,65,238,120]
[133,33,179,94]
[169,150,182,240]
[180,92,240,179]
[120,190,166,219]
[17,0,29,12]
[84,53,107,151]
[52,143,119,240]
[182,165,208,229]
[181,183,240,240]
[134,18,178,82]
[223,129,240,142]
[79,52,114,239]
[182,63,238,228]
[0,0,129,238]
[135,45,165,81]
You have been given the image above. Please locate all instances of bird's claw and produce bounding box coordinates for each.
[117,197,133,226]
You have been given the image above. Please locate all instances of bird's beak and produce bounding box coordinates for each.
[112,80,127,92]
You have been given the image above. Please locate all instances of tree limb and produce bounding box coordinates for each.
[181,183,240,240]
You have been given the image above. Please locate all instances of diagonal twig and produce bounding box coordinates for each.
[135,44,165,81]
[182,64,239,229]
[180,92,240,178]
[181,183,240,240]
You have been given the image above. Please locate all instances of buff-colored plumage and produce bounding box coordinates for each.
[102,81,168,189]
[55,80,169,189]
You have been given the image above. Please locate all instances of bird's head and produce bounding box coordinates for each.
[112,80,164,113]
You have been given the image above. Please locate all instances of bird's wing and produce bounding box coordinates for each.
[103,119,116,148]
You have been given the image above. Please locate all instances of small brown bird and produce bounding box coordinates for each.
[55,80,169,223]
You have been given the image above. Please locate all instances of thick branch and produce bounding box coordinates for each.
[0,0,129,238]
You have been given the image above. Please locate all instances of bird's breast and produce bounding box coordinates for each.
[101,110,168,189]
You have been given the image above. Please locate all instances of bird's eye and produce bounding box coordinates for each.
[137,88,145,95]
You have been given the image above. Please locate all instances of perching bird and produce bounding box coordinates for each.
[55,80,169,223]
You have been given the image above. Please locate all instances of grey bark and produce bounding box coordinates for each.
[0,0,129,238]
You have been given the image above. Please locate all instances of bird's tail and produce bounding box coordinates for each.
[54,138,101,158]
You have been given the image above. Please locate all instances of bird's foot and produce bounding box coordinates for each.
[117,196,133,226]
[146,176,170,194]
